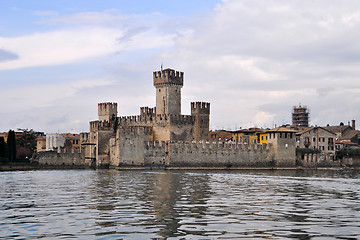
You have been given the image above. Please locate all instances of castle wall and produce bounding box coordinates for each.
[114,127,153,167]
[268,132,296,166]
[165,142,273,168]
[37,149,84,166]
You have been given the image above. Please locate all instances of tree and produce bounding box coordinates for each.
[0,137,9,164]
[7,130,16,162]
[17,128,37,152]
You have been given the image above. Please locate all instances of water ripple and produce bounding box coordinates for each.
[0,170,359,239]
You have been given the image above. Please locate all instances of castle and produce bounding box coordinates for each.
[81,68,296,169]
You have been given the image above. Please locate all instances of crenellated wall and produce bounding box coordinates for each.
[113,132,276,169]
[37,150,84,166]
[166,141,273,168]
[98,102,117,122]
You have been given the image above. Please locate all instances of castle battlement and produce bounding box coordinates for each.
[118,126,153,136]
[191,102,210,114]
[90,120,114,131]
[116,114,195,127]
[169,115,196,125]
[153,68,184,87]
[98,102,117,122]
[98,102,117,110]
[165,141,271,152]
[140,107,156,117]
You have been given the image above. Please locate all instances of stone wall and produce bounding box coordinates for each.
[166,142,273,168]
[114,139,276,169]
[302,153,338,168]
[268,132,296,166]
[36,149,84,166]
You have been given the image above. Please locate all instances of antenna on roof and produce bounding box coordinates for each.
[161,62,163,71]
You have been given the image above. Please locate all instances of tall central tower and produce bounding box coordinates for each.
[153,68,183,115]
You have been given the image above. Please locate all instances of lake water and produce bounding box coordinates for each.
[0,169,359,239]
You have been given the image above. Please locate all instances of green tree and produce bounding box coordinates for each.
[7,130,16,162]
[0,137,9,164]
[17,128,37,152]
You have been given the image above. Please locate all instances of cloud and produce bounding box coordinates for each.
[165,0,360,129]
[0,49,19,62]
[0,10,176,71]
[0,78,115,112]
[3,1,360,132]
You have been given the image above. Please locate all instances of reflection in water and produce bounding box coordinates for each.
[0,170,359,239]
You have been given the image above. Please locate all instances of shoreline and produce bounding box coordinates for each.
[0,163,358,171]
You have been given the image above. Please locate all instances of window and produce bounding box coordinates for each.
[266,136,268,140]
[261,136,264,141]
[280,133,282,138]
[313,137,316,142]
[285,133,287,138]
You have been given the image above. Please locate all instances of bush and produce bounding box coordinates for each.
[296,148,321,155]
[336,148,360,159]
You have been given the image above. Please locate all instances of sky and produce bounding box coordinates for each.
[1,0,360,133]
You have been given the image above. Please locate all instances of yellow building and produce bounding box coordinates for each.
[232,128,270,144]
[61,133,81,150]
[36,136,46,152]
[257,132,268,144]
[232,129,258,144]
[0,133,8,142]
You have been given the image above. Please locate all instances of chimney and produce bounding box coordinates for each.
[352,120,356,130]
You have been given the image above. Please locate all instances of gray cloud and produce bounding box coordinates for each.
[117,26,150,43]
[3,0,360,132]
[0,49,19,62]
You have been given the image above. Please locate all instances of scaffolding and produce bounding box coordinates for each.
[292,105,310,127]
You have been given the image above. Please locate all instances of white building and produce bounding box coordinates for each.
[46,133,66,151]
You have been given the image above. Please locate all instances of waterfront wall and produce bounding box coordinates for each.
[301,153,338,168]
[118,140,275,169]
[166,141,273,168]
[36,150,84,166]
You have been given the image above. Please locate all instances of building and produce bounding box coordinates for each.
[323,121,355,140]
[208,130,233,142]
[81,68,296,168]
[36,136,46,152]
[46,134,66,151]
[292,105,310,127]
[44,133,80,151]
[296,126,336,154]
[257,131,269,144]
[232,128,267,144]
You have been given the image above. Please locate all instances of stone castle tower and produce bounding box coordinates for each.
[191,102,210,141]
[98,102,117,122]
[153,69,183,115]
